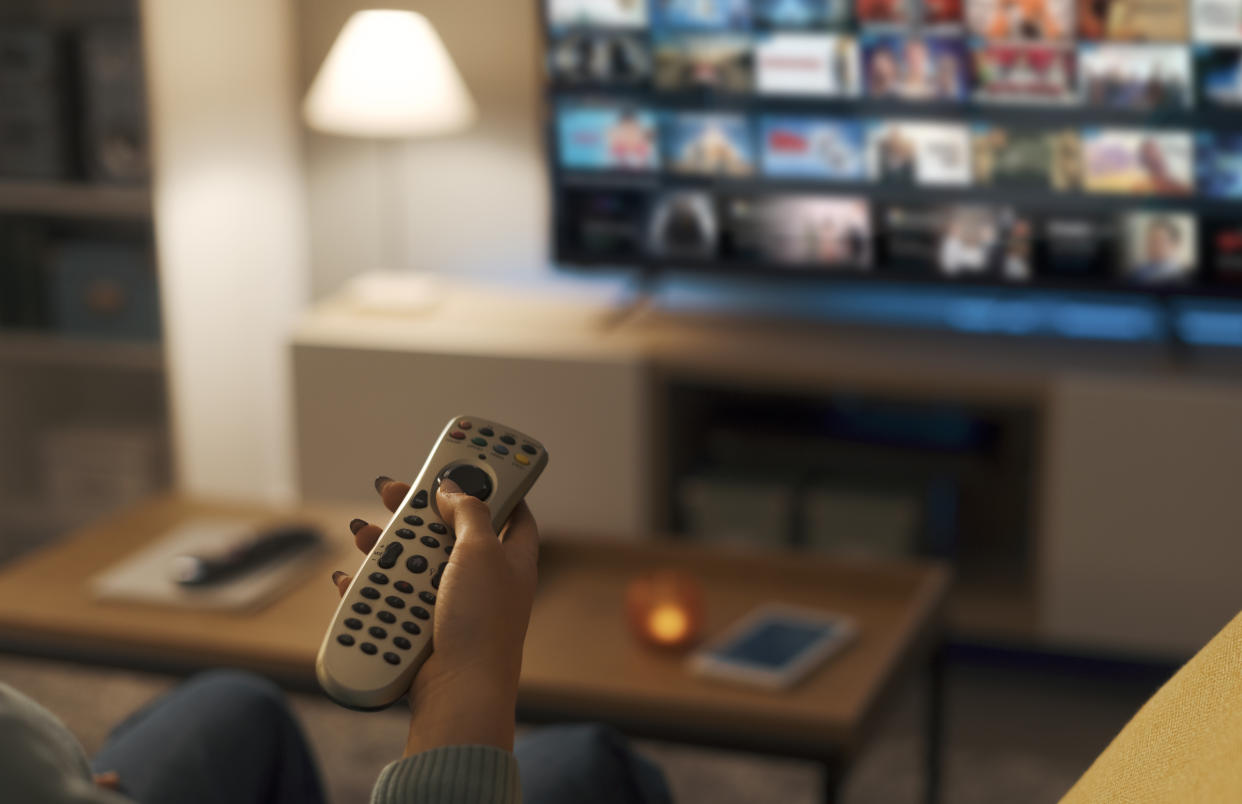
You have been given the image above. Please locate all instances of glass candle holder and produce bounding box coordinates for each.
[625,569,705,651]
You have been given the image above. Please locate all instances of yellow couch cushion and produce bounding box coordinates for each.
[1062,612,1242,803]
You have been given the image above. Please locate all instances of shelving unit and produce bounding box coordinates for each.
[0,1,170,561]
[0,330,163,372]
[0,181,152,221]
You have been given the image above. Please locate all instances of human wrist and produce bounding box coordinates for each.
[404,669,519,756]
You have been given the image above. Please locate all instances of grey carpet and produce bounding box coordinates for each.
[0,654,1154,804]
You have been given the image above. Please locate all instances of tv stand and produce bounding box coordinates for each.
[292,279,1242,659]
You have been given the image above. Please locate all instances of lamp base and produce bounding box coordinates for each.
[342,271,443,316]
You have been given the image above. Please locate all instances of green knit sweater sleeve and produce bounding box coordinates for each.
[370,745,522,804]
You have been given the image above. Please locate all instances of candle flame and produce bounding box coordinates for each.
[648,604,690,645]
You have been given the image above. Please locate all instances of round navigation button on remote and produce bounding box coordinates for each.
[438,464,493,502]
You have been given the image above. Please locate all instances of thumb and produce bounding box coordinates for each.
[436,479,496,547]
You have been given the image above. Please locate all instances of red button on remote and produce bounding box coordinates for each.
[457,420,472,430]
[450,430,466,440]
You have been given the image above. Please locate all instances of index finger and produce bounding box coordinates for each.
[375,477,412,512]
[499,501,539,578]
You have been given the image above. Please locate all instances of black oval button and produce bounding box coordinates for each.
[429,522,448,535]
[439,464,492,502]
[344,618,363,630]
[383,652,401,665]
[411,606,430,620]
[352,602,371,615]
[402,621,422,635]
[404,515,424,527]
[501,435,516,445]
[419,591,437,605]
[337,634,355,646]
[378,542,404,569]
[360,587,380,600]
[421,535,440,548]
[369,626,387,640]
[377,610,396,624]
[393,636,411,650]
[406,556,428,574]
[394,580,413,594]
[360,642,378,655]
[410,490,428,509]
[386,596,406,610]
[395,528,416,540]
[369,572,389,585]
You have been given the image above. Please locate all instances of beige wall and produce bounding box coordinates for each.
[296,0,549,297]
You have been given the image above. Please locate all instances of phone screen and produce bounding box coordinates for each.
[714,619,838,669]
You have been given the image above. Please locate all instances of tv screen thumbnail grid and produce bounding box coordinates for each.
[544,0,1242,292]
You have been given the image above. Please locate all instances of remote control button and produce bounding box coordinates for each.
[404,515,424,527]
[515,453,530,466]
[378,543,404,569]
[457,420,472,430]
[369,572,389,585]
[411,490,428,509]
[352,602,372,615]
[394,580,414,594]
[360,587,380,600]
[377,610,396,624]
[344,618,363,630]
[501,434,516,445]
[493,444,509,456]
[360,642,377,655]
[479,426,495,437]
[429,522,449,535]
[411,606,430,620]
[471,436,487,447]
[522,444,537,455]
[450,430,466,440]
[369,626,387,640]
[421,535,441,548]
[402,621,422,635]
[395,528,416,540]
[383,652,401,666]
[420,591,437,606]
[431,569,443,589]
[337,634,355,646]
[406,556,428,574]
[445,544,453,556]
[386,596,406,609]
[393,636,411,650]
[443,459,492,493]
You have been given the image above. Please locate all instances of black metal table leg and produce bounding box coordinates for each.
[924,641,946,804]
[821,756,844,804]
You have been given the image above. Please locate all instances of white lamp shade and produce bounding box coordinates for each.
[304,10,477,138]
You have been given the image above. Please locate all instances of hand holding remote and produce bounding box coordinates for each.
[330,477,539,755]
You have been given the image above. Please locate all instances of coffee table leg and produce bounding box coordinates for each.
[924,641,946,804]
[819,757,845,804]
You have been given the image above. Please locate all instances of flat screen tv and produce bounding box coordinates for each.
[541,0,1242,298]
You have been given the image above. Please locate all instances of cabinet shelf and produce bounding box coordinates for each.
[0,331,163,372]
[0,181,151,221]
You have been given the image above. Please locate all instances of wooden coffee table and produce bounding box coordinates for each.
[0,497,950,803]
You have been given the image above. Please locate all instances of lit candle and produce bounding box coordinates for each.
[626,570,704,650]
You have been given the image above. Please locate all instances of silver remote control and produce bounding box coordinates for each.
[316,415,549,710]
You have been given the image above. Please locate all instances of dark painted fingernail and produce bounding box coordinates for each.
[349,518,368,534]
[331,571,346,585]
[438,478,462,495]
[374,475,394,494]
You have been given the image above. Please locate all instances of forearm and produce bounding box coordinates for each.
[404,670,518,757]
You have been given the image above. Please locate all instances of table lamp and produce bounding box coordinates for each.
[304,9,477,312]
